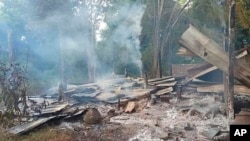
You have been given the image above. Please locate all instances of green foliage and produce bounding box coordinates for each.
[235,0,250,47]
[189,0,225,28]
[1,0,250,99]
[187,0,225,45]
[237,0,250,29]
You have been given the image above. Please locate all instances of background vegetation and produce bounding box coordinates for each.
[0,0,249,95]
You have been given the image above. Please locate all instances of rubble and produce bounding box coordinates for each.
[5,25,250,140]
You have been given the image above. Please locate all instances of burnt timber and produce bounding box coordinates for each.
[179,25,250,88]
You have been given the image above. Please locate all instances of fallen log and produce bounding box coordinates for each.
[197,84,250,96]
[179,25,250,87]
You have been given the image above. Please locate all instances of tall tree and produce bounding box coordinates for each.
[0,0,29,116]
[152,0,164,78]
[85,0,106,82]
[140,0,187,78]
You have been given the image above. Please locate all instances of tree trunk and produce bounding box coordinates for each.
[153,0,163,78]
[160,0,191,76]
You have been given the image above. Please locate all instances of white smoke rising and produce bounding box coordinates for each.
[108,3,146,75]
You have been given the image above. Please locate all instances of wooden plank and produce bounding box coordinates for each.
[197,84,250,96]
[184,63,218,84]
[155,87,173,96]
[179,25,250,88]
[148,76,172,83]
[179,25,229,73]
[156,81,177,87]
[191,79,219,85]
[148,78,175,85]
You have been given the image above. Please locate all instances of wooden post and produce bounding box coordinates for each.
[117,99,120,110]
[223,26,229,116]
[227,0,235,120]
[176,84,183,101]
[144,72,148,89]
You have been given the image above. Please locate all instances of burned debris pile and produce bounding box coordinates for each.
[177,25,250,126]
[3,72,229,140]
[2,25,250,140]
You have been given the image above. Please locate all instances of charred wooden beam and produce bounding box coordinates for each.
[227,0,236,119]
[179,25,250,88]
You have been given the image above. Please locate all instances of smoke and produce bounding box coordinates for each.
[0,0,146,91]
[107,3,146,76]
[24,0,99,83]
